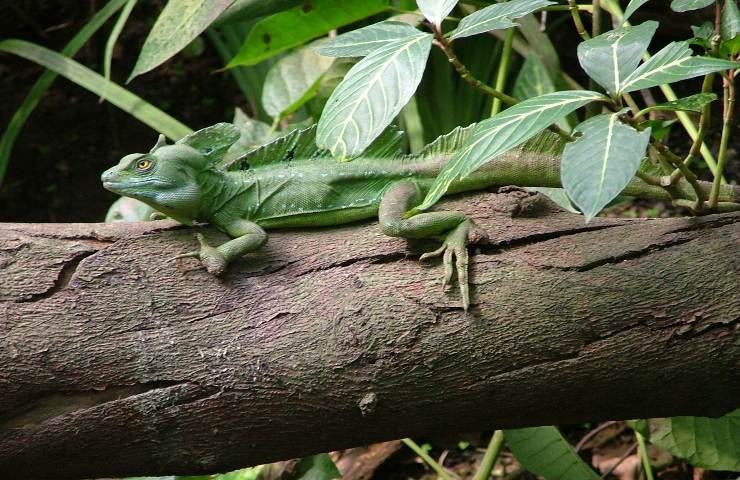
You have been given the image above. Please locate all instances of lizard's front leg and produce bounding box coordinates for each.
[174,218,267,275]
[379,180,486,310]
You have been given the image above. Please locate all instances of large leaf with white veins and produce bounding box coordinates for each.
[316,32,433,159]
[129,0,235,81]
[314,21,422,57]
[261,46,333,118]
[415,90,607,213]
[670,0,713,12]
[620,41,739,93]
[577,21,658,95]
[450,0,553,40]
[561,112,651,221]
[417,0,458,26]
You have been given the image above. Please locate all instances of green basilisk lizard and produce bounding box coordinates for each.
[104,121,708,310]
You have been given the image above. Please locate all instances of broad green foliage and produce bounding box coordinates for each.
[670,0,714,12]
[513,53,572,129]
[449,0,554,40]
[577,21,658,96]
[314,21,421,57]
[227,0,390,66]
[0,0,128,185]
[0,39,192,140]
[417,0,458,27]
[631,409,740,471]
[619,41,740,93]
[721,0,740,55]
[129,0,235,81]
[415,90,606,213]
[561,112,651,221]
[291,453,341,480]
[504,427,601,480]
[261,45,333,119]
[623,0,651,22]
[638,92,717,115]
[513,54,555,99]
[214,0,304,26]
[316,32,433,158]
[105,196,157,222]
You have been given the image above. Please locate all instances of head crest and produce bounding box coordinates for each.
[150,134,168,153]
[176,123,241,163]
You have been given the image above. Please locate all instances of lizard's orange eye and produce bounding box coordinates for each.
[136,159,152,171]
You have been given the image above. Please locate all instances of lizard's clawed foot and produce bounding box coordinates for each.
[172,233,227,275]
[419,220,486,311]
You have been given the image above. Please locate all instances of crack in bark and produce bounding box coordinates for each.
[560,236,695,272]
[13,250,98,303]
[0,380,193,430]
[481,222,627,253]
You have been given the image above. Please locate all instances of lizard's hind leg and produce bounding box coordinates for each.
[379,180,487,310]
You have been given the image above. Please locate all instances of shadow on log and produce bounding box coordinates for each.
[1,190,738,479]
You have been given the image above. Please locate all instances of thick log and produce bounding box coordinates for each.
[0,190,738,479]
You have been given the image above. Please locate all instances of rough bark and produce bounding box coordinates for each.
[0,190,738,479]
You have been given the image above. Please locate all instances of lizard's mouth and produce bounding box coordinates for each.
[102,179,173,192]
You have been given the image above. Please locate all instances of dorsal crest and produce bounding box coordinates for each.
[175,123,241,164]
[219,124,404,171]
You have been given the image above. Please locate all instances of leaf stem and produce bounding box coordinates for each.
[635,431,654,480]
[433,29,518,107]
[542,4,594,11]
[708,72,735,208]
[491,30,515,116]
[668,73,715,184]
[402,438,454,480]
[433,28,574,142]
[568,0,591,40]
[472,431,504,480]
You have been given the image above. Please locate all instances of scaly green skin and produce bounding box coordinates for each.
[102,124,740,310]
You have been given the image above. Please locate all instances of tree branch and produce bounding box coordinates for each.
[1,191,738,479]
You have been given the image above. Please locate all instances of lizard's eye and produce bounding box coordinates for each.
[136,158,153,171]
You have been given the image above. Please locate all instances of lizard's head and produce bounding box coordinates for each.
[101,123,240,222]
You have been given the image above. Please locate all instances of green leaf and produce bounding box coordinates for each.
[513,54,572,129]
[215,0,304,26]
[619,41,739,93]
[449,0,554,40]
[129,0,235,81]
[261,45,333,118]
[561,112,651,221]
[314,21,421,57]
[105,197,158,222]
[721,0,740,55]
[577,21,658,95]
[0,39,193,141]
[526,187,580,214]
[223,108,276,163]
[623,0,651,22]
[415,90,606,212]
[504,426,602,480]
[0,0,129,185]
[104,0,137,84]
[417,0,458,26]
[227,0,390,67]
[638,92,717,115]
[631,409,740,471]
[513,54,555,99]
[640,118,677,141]
[316,32,433,159]
[670,0,714,12]
[292,453,341,480]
